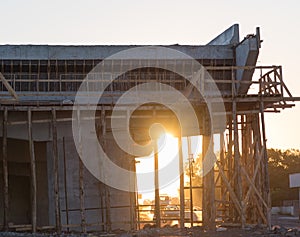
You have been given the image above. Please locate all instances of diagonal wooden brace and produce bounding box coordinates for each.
[0,72,19,100]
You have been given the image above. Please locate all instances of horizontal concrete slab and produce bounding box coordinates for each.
[0,44,233,60]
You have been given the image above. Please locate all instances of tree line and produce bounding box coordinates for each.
[184,148,300,206]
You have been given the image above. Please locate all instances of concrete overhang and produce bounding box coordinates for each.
[0,44,233,60]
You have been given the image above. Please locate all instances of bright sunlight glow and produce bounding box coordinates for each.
[136,133,178,174]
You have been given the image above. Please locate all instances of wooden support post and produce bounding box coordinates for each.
[2,108,9,231]
[28,109,37,233]
[99,182,105,231]
[95,113,105,231]
[104,185,111,232]
[202,134,207,227]
[252,114,262,224]
[228,115,234,221]
[79,158,86,233]
[129,158,136,230]
[76,108,86,233]
[62,137,70,232]
[51,109,61,233]
[202,134,215,230]
[219,132,225,220]
[232,101,244,227]
[187,136,194,227]
[154,138,160,228]
[101,107,111,232]
[241,115,248,226]
[260,101,271,229]
[178,135,185,229]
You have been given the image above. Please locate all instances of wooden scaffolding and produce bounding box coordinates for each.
[0,60,298,232]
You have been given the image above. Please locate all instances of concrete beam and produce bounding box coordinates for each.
[0,44,233,60]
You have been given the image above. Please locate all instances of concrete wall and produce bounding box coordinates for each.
[0,138,49,226]
[0,110,136,231]
[46,127,135,231]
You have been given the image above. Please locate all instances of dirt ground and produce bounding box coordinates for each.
[272,214,300,228]
[0,214,299,237]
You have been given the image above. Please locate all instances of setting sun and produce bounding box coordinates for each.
[135,132,180,198]
[136,132,178,173]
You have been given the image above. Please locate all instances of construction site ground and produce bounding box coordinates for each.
[0,214,299,237]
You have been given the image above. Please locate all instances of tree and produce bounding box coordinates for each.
[268,148,300,206]
[184,153,203,187]
[184,148,300,206]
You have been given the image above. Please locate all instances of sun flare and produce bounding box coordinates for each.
[136,132,179,173]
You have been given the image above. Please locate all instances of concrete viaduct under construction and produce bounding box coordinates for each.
[0,24,297,233]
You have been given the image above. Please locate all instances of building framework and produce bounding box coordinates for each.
[0,25,299,233]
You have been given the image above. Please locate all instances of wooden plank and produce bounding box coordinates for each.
[216,162,237,211]
[129,153,136,231]
[79,158,86,233]
[98,182,105,231]
[240,166,268,210]
[178,136,185,229]
[240,115,248,227]
[2,108,9,230]
[243,146,263,205]
[154,138,160,228]
[260,101,271,228]
[62,137,70,232]
[202,133,215,230]
[227,115,234,220]
[277,67,293,97]
[187,136,194,227]
[52,109,61,233]
[219,132,226,219]
[27,109,37,232]
[0,72,18,100]
[76,108,86,233]
[216,161,242,215]
[101,107,111,232]
[232,100,244,227]
[252,192,268,224]
[105,185,111,232]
